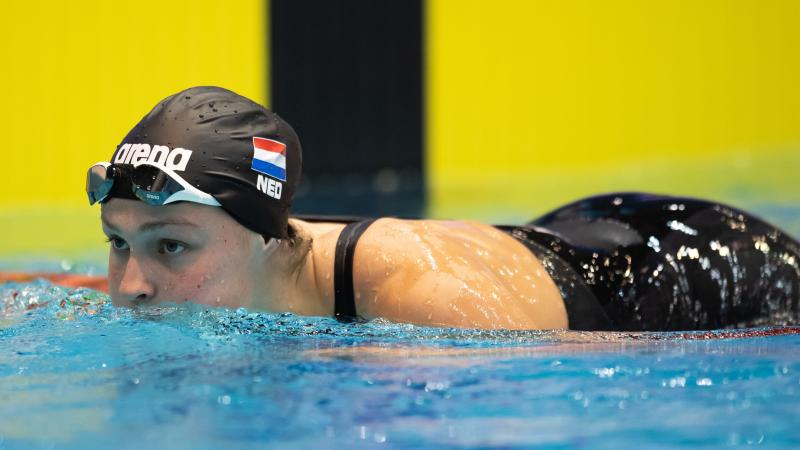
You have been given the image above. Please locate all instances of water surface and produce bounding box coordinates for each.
[2,280,799,449]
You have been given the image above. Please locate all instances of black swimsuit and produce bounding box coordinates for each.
[325,193,800,331]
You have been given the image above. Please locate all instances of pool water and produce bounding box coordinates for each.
[2,280,799,449]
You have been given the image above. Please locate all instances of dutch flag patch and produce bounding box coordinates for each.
[251,137,287,181]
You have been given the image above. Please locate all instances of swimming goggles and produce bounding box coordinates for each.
[86,161,221,207]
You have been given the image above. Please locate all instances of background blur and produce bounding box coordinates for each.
[1,0,799,268]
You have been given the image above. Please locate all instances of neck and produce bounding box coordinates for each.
[260,219,342,317]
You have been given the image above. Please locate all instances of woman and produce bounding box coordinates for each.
[32,86,800,330]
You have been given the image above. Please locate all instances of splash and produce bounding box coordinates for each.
[3,279,798,345]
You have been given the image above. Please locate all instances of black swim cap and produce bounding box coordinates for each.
[109,86,302,239]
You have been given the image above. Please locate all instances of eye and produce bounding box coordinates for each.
[107,236,129,251]
[159,240,186,255]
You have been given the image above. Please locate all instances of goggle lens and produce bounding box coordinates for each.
[130,165,185,205]
[86,164,114,205]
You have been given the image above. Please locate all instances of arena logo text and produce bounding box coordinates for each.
[113,143,193,172]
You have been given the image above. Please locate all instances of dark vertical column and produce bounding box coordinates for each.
[270,0,425,217]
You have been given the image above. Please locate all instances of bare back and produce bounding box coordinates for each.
[305,218,568,330]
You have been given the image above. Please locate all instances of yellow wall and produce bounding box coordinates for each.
[427,0,800,221]
[0,0,266,259]
[3,0,800,262]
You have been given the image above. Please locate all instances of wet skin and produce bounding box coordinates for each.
[101,199,274,309]
[345,219,568,329]
[100,199,569,330]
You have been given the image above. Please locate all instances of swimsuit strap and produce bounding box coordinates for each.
[333,219,378,321]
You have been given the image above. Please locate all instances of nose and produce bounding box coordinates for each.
[117,255,156,304]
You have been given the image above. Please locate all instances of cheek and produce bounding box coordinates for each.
[217,241,264,307]
[163,268,214,304]
[207,262,257,308]
[172,256,254,307]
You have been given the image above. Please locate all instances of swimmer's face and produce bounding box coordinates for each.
[101,199,271,308]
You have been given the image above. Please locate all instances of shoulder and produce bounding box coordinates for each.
[353,218,504,276]
[356,218,509,253]
[353,218,532,274]
[349,218,435,288]
[349,219,544,328]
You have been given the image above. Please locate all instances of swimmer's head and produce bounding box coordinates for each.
[88,86,302,239]
[89,87,305,308]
